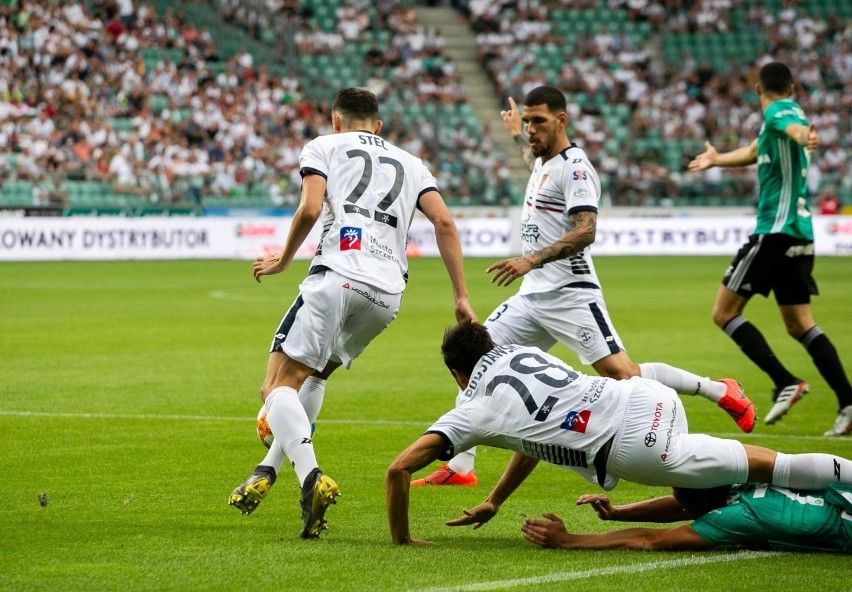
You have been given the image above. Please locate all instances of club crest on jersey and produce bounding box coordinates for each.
[578,326,597,349]
[560,409,591,433]
[340,227,362,251]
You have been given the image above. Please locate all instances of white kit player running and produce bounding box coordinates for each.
[386,322,852,545]
[228,88,476,538]
[414,85,755,487]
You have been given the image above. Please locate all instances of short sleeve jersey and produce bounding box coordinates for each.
[300,131,439,294]
[691,483,852,552]
[755,99,813,240]
[518,145,602,296]
[427,344,632,489]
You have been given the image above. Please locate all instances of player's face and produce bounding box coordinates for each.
[521,104,566,158]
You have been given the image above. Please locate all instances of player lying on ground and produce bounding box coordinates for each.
[521,482,852,552]
[385,321,852,544]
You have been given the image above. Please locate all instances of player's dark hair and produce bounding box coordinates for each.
[332,88,379,123]
[672,485,732,518]
[759,62,794,95]
[441,321,496,377]
[523,85,567,113]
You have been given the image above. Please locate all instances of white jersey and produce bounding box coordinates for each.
[300,131,439,294]
[428,344,632,488]
[518,144,602,296]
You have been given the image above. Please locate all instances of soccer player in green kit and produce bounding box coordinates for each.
[522,482,852,552]
[688,61,852,436]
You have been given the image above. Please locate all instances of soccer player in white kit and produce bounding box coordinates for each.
[227,88,476,538]
[386,322,852,545]
[414,86,755,487]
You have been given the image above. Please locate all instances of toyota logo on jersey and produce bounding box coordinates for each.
[340,227,362,250]
[560,409,591,433]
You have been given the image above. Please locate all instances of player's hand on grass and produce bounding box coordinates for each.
[576,493,617,520]
[486,257,535,287]
[500,97,522,137]
[252,254,287,282]
[521,512,570,549]
[445,501,498,529]
[687,142,718,172]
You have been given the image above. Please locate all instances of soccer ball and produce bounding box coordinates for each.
[256,405,274,449]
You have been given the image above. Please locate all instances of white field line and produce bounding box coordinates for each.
[0,410,427,427]
[0,410,838,441]
[412,551,777,592]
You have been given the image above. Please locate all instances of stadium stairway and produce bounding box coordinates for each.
[413,6,530,194]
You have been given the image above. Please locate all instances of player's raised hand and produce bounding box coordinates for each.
[486,256,535,287]
[252,253,287,283]
[500,97,523,137]
[445,500,499,529]
[806,122,820,151]
[521,512,570,548]
[687,141,718,172]
[576,493,616,520]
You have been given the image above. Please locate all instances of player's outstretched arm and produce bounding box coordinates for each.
[785,121,820,151]
[386,433,449,545]
[447,452,540,528]
[253,174,325,283]
[687,140,758,171]
[418,191,476,323]
[577,493,691,523]
[522,513,710,551]
[501,97,535,172]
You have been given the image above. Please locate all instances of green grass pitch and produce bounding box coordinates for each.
[1,256,850,591]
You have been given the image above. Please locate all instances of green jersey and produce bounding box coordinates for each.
[754,98,813,240]
[691,483,852,552]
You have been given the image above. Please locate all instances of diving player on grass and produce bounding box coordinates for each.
[414,86,756,487]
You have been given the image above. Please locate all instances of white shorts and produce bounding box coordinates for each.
[270,267,401,370]
[606,377,749,488]
[484,288,625,366]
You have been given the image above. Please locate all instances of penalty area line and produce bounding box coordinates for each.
[412,551,776,592]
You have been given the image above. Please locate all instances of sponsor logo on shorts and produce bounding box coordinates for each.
[645,401,664,447]
[578,326,597,349]
[340,227,362,251]
[560,409,591,433]
[345,284,390,309]
[661,400,678,462]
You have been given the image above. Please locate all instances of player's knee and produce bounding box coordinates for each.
[710,307,731,329]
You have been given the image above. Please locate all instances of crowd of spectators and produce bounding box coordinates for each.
[464,0,850,207]
[1,0,848,211]
[217,0,516,205]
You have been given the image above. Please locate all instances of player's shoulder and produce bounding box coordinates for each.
[548,145,597,180]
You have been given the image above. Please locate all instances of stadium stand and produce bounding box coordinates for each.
[464,0,850,207]
[0,0,848,212]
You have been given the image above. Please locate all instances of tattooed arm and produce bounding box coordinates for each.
[501,97,535,172]
[486,210,597,287]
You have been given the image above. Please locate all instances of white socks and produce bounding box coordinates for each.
[258,378,328,475]
[639,362,725,403]
[772,452,852,489]
[448,448,476,474]
[264,386,318,486]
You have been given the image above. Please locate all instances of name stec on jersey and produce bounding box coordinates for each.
[463,344,521,396]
